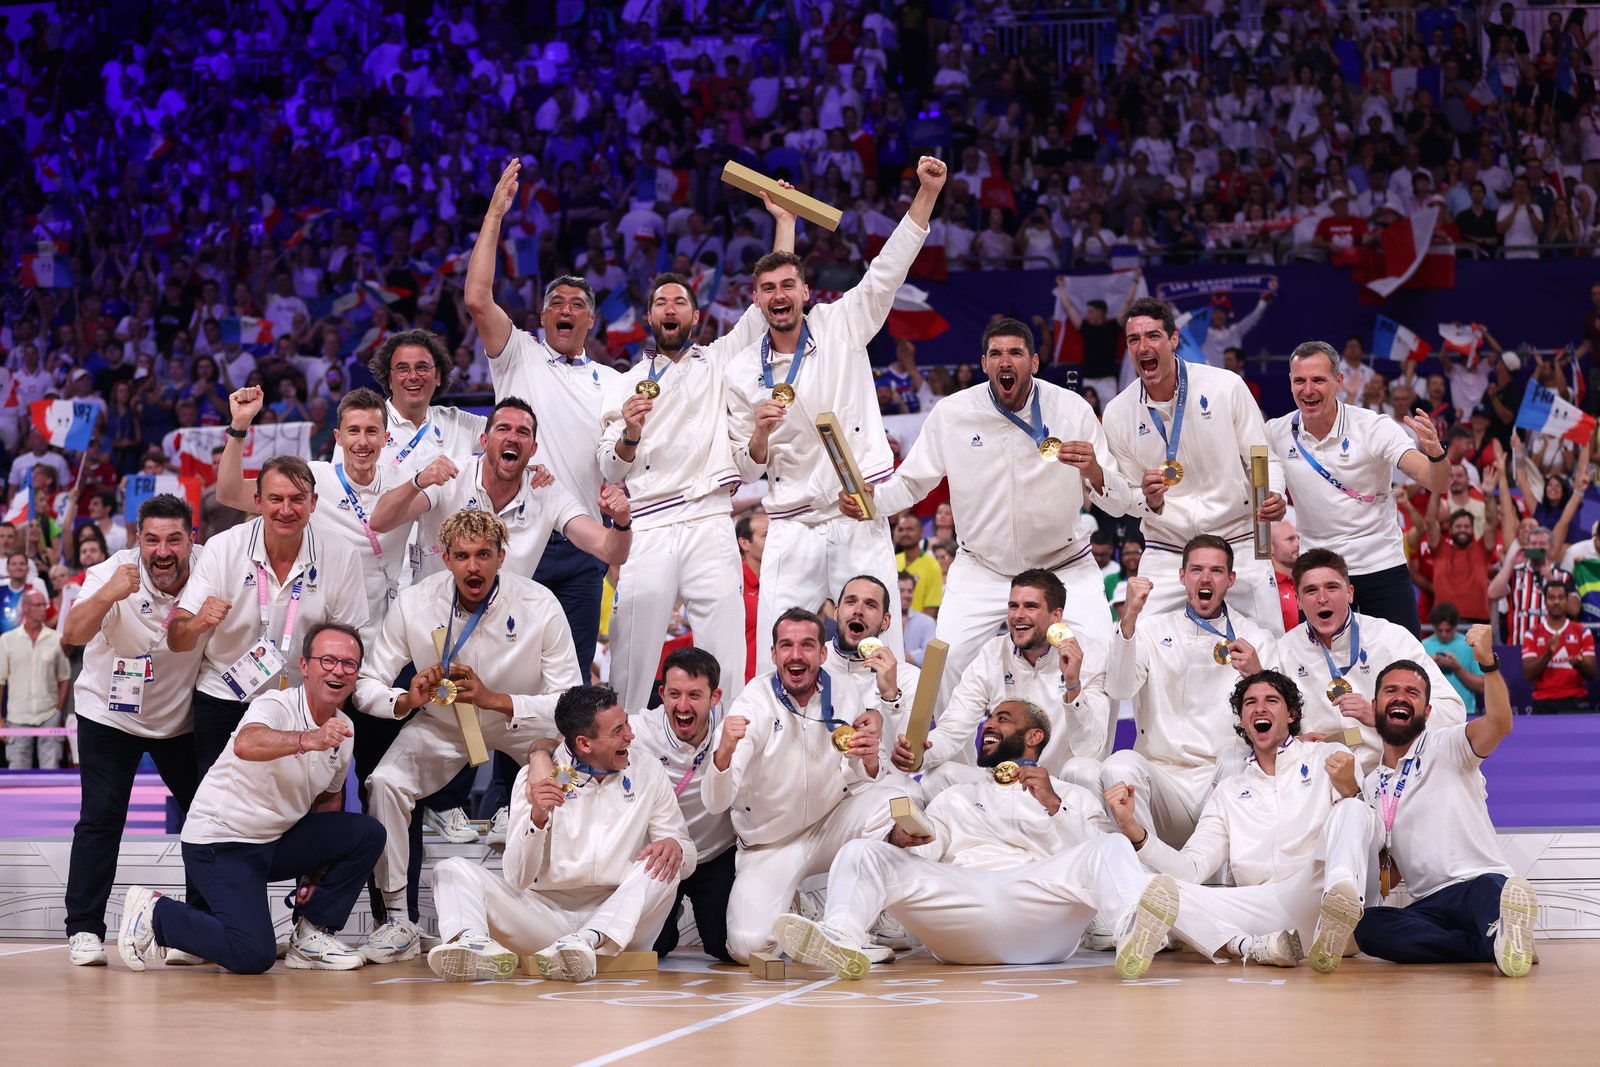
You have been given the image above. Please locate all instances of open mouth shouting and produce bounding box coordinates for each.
[782,658,811,687]
[1195,584,1217,610]
[1250,715,1274,738]
[844,617,869,644]
[979,726,1002,752]
[669,706,698,738]
[1136,349,1161,381]
[549,314,577,349]
[146,553,181,587]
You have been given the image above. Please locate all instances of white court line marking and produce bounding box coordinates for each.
[0,944,70,958]
[572,976,836,1067]
[682,978,710,986]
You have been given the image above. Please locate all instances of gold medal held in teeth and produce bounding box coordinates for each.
[1161,460,1185,486]
[430,678,459,706]
[550,765,579,793]
[992,760,1021,784]
[856,637,884,659]
[636,379,661,399]
[771,383,796,406]
[1046,622,1073,648]
[831,724,856,752]
[1326,677,1354,702]
[1038,436,1062,462]
[1213,640,1231,665]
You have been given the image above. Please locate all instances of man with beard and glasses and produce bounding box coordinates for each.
[892,569,1109,797]
[352,509,583,966]
[728,156,949,663]
[703,608,901,964]
[848,318,1132,694]
[772,699,1182,981]
[1281,549,1463,775]
[61,494,209,967]
[1352,632,1539,978]
[1107,670,1373,973]
[1102,535,1281,848]
[1102,298,1287,634]
[598,189,796,711]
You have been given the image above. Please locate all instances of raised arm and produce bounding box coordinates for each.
[217,386,268,513]
[466,159,518,359]
[1466,624,1515,756]
[1551,444,1592,550]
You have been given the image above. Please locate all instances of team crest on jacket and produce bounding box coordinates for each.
[242,570,256,587]
[305,565,319,592]
[970,435,983,447]
[1138,422,1150,436]
[1299,763,1312,784]
[622,775,635,801]
[1357,651,1370,673]
[1296,665,1308,677]
[1160,636,1173,647]
[773,717,783,732]
[1238,789,1253,799]
[506,616,518,641]
[1199,395,1212,418]
[138,600,153,615]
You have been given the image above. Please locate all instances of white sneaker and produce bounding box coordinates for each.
[68,932,107,967]
[1114,875,1179,980]
[792,886,827,922]
[1492,876,1538,978]
[1244,929,1303,968]
[1079,916,1116,952]
[869,910,915,951]
[427,930,520,982]
[772,914,872,980]
[861,942,896,965]
[485,807,510,849]
[164,948,209,966]
[1308,881,1362,974]
[117,886,162,972]
[360,918,424,964]
[423,806,480,844]
[532,934,597,983]
[286,919,364,970]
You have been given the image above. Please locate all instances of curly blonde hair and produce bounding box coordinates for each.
[437,509,508,554]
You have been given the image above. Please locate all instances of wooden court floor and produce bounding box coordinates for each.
[6,938,1593,1065]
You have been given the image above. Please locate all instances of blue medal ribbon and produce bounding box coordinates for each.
[1145,358,1188,469]
[1315,613,1362,684]
[645,350,676,386]
[391,418,433,466]
[440,579,496,679]
[988,384,1051,447]
[760,321,812,390]
[1185,604,1236,646]
[1290,409,1380,504]
[770,670,841,728]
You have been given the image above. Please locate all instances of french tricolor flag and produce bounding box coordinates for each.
[123,473,203,524]
[886,284,951,342]
[635,165,689,204]
[1365,206,1439,300]
[20,253,74,289]
[502,235,540,279]
[30,400,97,452]
[1517,384,1597,445]
[219,317,273,346]
[1438,322,1482,363]
[1373,316,1432,363]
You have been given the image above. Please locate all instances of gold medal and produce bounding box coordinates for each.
[549,765,579,793]
[771,383,796,406]
[856,637,884,659]
[1161,460,1184,486]
[1378,846,1400,897]
[1326,676,1354,703]
[1213,640,1231,665]
[430,678,459,706]
[831,724,856,752]
[992,760,1021,785]
[636,379,660,399]
[1038,436,1062,462]
[1046,622,1073,648]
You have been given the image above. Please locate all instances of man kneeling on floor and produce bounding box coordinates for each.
[771,699,1180,980]
[119,624,384,973]
[427,685,696,982]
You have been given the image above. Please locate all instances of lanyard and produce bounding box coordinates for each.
[760,321,812,390]
[770,670,841,728]
[988,384,1051,447]
[137,601,183,659]
[440,580,495,677]
[1379,748,1419,835]
[257,566,303,653]
[1289,410,1379,504]
[645,350,680,386]
[391,418,433,466]
[1145,359,1188,467]
[1316,613,1361,682]
[1184,605,1235,644]
[674,738,714,797]
[334,464,383,556]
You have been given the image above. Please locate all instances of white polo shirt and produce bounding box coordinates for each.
[353,570,581,731]
[631,708,736,861]
[872,381,1133,576]
[72,548,209,739]
[181,688,353,845]
[1137,738,1364,886]
[915,776,1115,871]
[491,331,619,523]
[501,747,698,893]
[333,399,486,475]
[1363,724,1512,900]
[1101,361,1284,550]
[928,631,1113,775]
[1107,604,1280,795]
[309,460,411,646]
[177,519,369,701]
[702,670,879,848]
[416,455,586,580]
[1280,610,1466,773]
[1265,401,1416,574]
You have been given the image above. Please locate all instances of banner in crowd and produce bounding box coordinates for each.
[1373,315,1432,362]
[124,473,203,523]
[30,400,96,451]
[171,423,313,486]
[1515,384,1597,445]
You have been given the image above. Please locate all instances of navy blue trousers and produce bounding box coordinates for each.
[1353,873,1508,965]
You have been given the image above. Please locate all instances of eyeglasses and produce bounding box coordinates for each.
[313,655,360,674]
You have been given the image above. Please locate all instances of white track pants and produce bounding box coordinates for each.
[726,784,900,963]
[1138,542,1285,637]
[610,515,748,713]
[758,514,904,658]
[1099,750,1217,852]
[432,857,678,954]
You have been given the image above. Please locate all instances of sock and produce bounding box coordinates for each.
[1227,935,1249,958]
[579,929,603,948]
[381,890,406,918]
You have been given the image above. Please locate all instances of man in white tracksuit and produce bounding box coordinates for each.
[823,575,921,748]
[893,568,1110,795]
[426,685,697,983]
[852,317,1133,693]
[1280,549,1463,775]
[352,509,583,963]
[727,155,950,658]
[1103,537,1282,847]
[1106,669,1374,973]
[703,608,901,963]
[1101,297,1286,632]
[771,699,1182,980]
